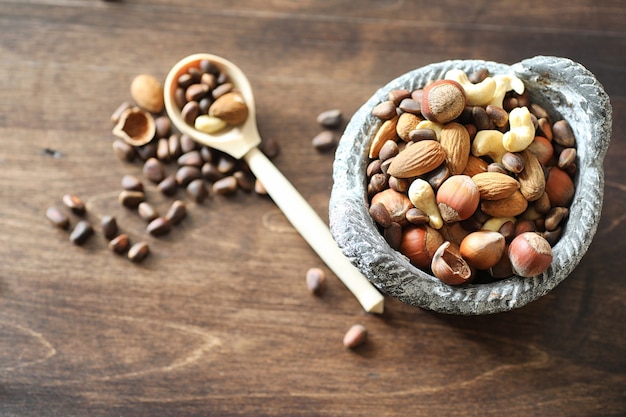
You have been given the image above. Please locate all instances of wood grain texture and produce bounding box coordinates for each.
[0,1,624,416]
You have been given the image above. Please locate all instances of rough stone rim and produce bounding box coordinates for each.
[329,56,612,315]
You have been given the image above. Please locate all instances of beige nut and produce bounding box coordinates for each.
[502,107,535,152]
[194,115,227,134]
[408,179,443,229]
[488,74,525,109]
[445,69,496,106]
[414,120,444,141]
[471,130,507,163]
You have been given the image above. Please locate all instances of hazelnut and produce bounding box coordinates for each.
[399,225,444,269]
[527,136,554,166]
[508,232,553,277]
[431,241,474,285]
[489,248,514,279]
[371,188,413,226]
[545,167,575,207]
[436,175,480,223]
[420,80,466,124]
[459,230,506,270]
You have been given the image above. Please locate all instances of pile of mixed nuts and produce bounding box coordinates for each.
[366,68,577,285]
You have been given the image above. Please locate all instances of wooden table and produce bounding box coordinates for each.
[1,1,624,415]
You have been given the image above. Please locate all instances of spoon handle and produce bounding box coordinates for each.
[244,147,384,314]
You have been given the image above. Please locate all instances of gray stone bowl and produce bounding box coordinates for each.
[329,56,612,315]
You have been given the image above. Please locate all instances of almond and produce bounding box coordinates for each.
[130,74,164,113]
[209,92,249,125]
[439,122,470,175]
[471,172,520,200]
[369,115,399,159]
[462,155,489,177]
[517,149,546,202]
[481,190,528,217]
[387,140,446,178]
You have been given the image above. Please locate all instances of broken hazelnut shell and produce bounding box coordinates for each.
[112,107,156,147]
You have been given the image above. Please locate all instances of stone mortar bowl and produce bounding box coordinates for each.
[329,56,612,315]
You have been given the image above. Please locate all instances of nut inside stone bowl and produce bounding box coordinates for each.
[329,56,612,315]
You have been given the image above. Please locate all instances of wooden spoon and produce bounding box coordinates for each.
[164,53,384,314]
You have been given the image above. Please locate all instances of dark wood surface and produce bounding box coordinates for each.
[1,1,624,416]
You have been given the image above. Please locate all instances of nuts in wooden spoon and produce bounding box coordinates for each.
[172,59,249,134]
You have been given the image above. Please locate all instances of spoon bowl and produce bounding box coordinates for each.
[163,53,384,314]
[164,53,261,159]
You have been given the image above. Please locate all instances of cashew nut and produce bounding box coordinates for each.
[488,74,525,109]
[408,179,443,229]
[481,216,517,232]
[471,130,506,163]
[414,119,444,141]
[195,114,227,134]
[445,69,496,106]
[502,106,534,152]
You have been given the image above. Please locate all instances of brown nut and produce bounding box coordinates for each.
[369,202,392,228]
[343,324,367,349]
[545,167,575,207]
[517,150,546,202]
[305,267,327,296]
[371,188,412,226]
[489,249,514,279]
[439,122,470,175]
[369,115,399,159]
[387,140,446,178]
[399,225,444,269]
[130,74,164,113]
[209,92,249,125]
[436,175,480,223]
[471,172,520,201]
[526,136,554,166]
[552,120,576,147]
[431,241,474,285]
[420,80,466,124]
[480,190,528,218]
[459,230,506,270]
[508,232,553,277]
[462,155,489,177]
